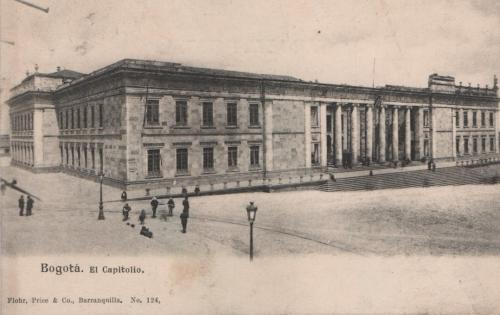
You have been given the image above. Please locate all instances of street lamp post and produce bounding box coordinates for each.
[98,172,105,220]
[246,201,258,261]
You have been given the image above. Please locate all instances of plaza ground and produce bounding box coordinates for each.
[2,165,500,257]
[2,166,500,314]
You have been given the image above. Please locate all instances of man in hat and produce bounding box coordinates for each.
[150,196,159,218]
[26,196,34,216]
[167,197,175,216]
[18,195,25,216]
[122,203,131,221]
[139,209,146,225]
[180,196,190,233]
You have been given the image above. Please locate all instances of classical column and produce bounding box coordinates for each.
[418,107,424,159]
[335,103,343,165]
[392,106,399,161]
[264,102,274,171]
[366,104,373,162]
[351,104,359,163]
[320,103,328,167]
[379,105,386,162]
[405,107,411,160]
[304,103,311,168]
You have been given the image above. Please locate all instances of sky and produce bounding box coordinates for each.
[1,0,500,92]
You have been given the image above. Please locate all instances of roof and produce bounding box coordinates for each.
[46,69,85,80]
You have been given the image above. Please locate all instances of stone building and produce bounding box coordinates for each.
[7,59,500,191]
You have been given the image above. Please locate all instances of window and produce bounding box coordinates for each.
[424,139,430,156]
[250,146,260,167]
[77,108,81,129]
[228,146,238,168]
[456,137,460,155]
[423,110,429,127]
[90,106,95,128]
[203,147,214,171]
[98,104,103,128]
[455,111,459,128]
[464,138,469,154]
[472,111,477,127]
[71,147,75,166]
[65,147,69,165]
[98,148,103,172]
[147,149,161,177]
[490,112,494,127]
[59,112,63,128]
[91,148,95,170]
[176,148,188,173]
[327,115,332,132]
[311,106,319,127]
[84,147,88,168]
[481,111,485,127]
[65,110,69,129]
[463,111,468,127]
[473,138,478,153]
[77,147,81,167]
[83,107,87,128]
[175,100,188,126]
[481,137,486,152]
[227,102,237,126]
[202,102,213,126]
[249,103,259,126]
[60,146,63,165]
[71,108,74,129]
[146,99,159,125]
[312,143,320,165]
[490,137,495,152]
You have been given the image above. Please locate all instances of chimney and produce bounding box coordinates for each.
[26,71,30,77]
[56,66,61,72]
[34,64,39,73]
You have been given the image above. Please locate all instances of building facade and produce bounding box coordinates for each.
[7,59,500,190]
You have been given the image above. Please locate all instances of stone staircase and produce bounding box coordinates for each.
[317,166,499,192]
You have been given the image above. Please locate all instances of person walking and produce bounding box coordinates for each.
[18,195,25,216]
[26,196,34,216]
[150,196,159,218]
[167,197,175,216]
[139,209,146,225]
[121,191,127,202]
[180,197,190,233]
[122,203,131,221]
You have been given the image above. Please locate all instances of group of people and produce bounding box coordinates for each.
[121,192,191,234]
[18,195,34,216]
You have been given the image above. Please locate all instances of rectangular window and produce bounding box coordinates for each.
[60,146,63,165]
[455,111,459,128]
[175,100,188,126]
[227,103,238,126]
[71,147,75,166]
[65,110,69,129]
[481,111,485,127]
[228,146,238,168]
[464,138,469,154]
[83,107,87,128]
[424,139,430,156]
[59,112,63,129]
[65,147,69,165]
[146,99,160,125]
[91,148,95,170]
[472,111,477,127]
[98,148,103,172]
[91,106,95,128]
[202,102,213,126]
[203,147,214,171]
[312,143,320,165]
[423,110,429,127]
[147,149,161,177]
[250,145,260,167]
[77,108,81,129]
[463,111,468,127]
[473,138,478,153]
[327,115,332,132]
[176,148,188,173]
[77,147,81,167]
[481,137,486,152]
[490,137,494,152]
[456,137,460,155]
[98,104,103,128]
[84,147,88,168]
[490,112,494,127]
[249,103,259,126]
[311,106,319,127]
[71,109,74,129]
